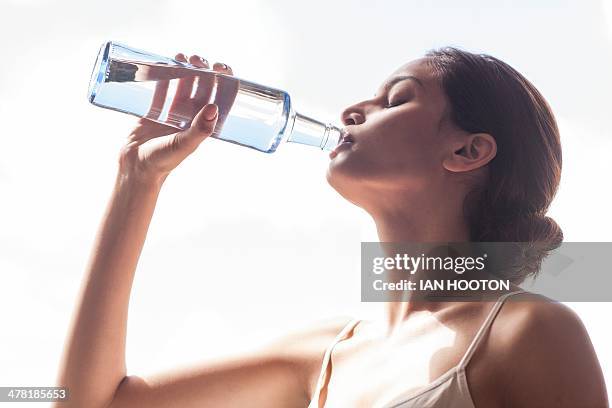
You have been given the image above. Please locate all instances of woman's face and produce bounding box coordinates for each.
[327,58,458,208]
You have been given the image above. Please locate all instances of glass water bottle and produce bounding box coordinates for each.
[87,41,345,153]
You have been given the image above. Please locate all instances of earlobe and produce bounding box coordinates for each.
[443,133,497,173]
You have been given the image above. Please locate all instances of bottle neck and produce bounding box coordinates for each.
[285,111,344,151]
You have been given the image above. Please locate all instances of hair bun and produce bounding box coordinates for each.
[501,214,563,282]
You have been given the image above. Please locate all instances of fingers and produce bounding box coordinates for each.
[189,54,215,116]
[146,66,170,120]
[212,61,233,75]
[168,53,196,123]
[189,54,209,68]
[211,61,239,133]
[147,81,169,121]
[133,51,235,148]
[173,53,195,101]
[168,53,221,129]
[193,103,219,133]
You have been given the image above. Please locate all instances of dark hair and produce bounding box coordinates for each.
[425,47,563,284]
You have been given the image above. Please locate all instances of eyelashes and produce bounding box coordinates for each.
[384,100,406,109]
[383,94,412,109]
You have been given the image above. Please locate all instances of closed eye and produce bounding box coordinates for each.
[384,100,406,109]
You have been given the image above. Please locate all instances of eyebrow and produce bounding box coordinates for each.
[375,75,424,97]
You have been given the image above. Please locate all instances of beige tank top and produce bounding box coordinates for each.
[308,290,526,407]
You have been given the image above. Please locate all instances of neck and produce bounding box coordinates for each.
[367,198,472,336]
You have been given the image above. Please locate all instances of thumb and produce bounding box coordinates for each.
[175,103,219,151]
[193,103,219,133]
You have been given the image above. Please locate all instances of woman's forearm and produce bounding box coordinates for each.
[54,172,165,408]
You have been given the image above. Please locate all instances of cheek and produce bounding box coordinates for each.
[327,108,443,189]
[363,112,441,175]
[328,135,440,191]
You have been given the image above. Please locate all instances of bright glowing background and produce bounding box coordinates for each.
[1,0,611,403]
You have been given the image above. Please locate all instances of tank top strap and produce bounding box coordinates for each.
[458,290,526,370]
[310,318,361,407]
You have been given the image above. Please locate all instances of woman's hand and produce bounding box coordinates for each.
[118,53,237,184]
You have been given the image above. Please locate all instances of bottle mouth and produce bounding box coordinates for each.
[321,126,345,151]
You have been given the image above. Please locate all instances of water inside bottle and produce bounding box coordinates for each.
[90,58,291,153]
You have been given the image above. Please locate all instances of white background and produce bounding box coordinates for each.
[1,0,611,405]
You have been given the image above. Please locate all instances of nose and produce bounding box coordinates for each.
[341,105,366,126]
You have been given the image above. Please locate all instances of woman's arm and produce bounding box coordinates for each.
[55,169,315,407]
[56,172,321,408]
[105,319,350,408]
[53,53,319,408]
[53,172,165,408]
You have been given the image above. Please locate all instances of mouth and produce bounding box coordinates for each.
[329,131,355,159]
[340,132,355,144]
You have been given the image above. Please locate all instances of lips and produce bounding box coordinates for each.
[329,131,355,159]
[340,132,355,144]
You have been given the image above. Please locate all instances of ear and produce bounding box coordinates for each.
[443,133,497,173]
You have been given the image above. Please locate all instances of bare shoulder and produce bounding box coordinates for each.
[496,292,586,340]
[490,292,608,407]
[495,292,595,352]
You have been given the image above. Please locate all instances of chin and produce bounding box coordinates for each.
[325,164,338,188]
[326,156,350,186]
[328,150,377,181]
[326,160,365,204]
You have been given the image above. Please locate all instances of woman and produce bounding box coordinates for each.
[54,48,608,407]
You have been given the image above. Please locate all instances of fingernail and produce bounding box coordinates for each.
[221,63,229,70]
[200,56,208,65]
[203,104,218,121]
